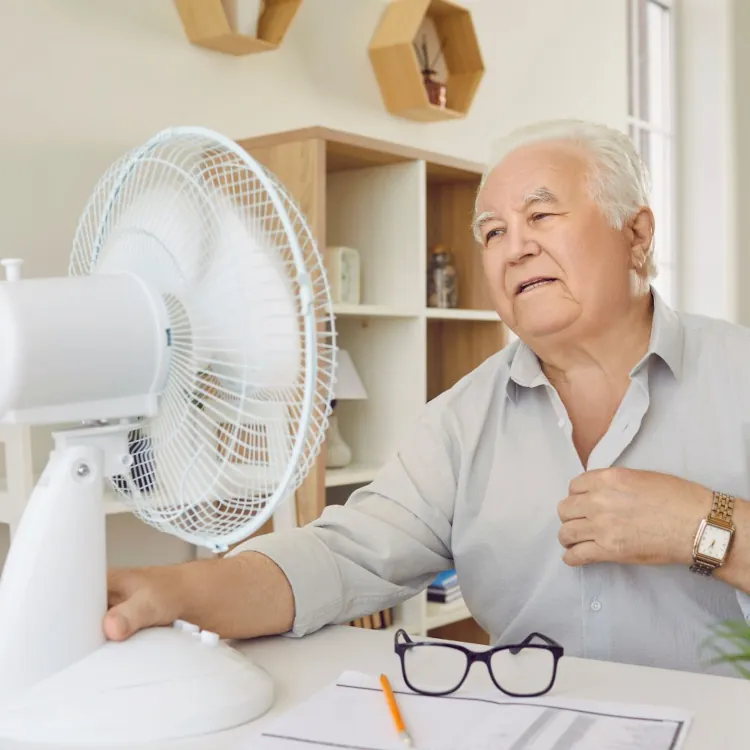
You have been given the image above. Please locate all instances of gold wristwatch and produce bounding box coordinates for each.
[690,491,736,576]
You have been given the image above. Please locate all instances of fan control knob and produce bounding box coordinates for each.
[200,630,220,647]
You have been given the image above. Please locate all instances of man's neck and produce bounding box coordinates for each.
[533,291,654,389]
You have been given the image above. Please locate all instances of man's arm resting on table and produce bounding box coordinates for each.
[105,393,459,642]
[105,551,294,641]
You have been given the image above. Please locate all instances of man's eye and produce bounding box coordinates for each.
[531,212,553,221]
[485,227,505,242]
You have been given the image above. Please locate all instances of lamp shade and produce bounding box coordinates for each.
[332,349,367,400]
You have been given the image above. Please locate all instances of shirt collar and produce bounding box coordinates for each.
[634,286,684,380]
[503,286,684,400]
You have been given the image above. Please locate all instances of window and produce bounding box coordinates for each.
[627,0,676,306]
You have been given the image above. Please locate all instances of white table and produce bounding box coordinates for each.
[9,625,750,749]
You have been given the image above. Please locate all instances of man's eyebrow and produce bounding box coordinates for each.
[471,210,497,243]
[523,186,558,207]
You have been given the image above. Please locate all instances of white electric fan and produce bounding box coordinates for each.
[0,126,336,745]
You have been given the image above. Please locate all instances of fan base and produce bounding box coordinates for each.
[0,625,273,745]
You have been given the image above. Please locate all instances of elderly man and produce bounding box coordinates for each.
[105,120,750,677]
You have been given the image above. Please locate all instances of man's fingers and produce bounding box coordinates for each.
[562,541,603,567]
[568,470,602,495]
[557,494,590,522]
[558,518,595,548]
[106,568,133,607]
[569,466,634,495]
[103,606,132,641]
[103,589,162,642]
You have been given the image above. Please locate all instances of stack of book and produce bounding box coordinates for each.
[427,569,461,604]
[349,609,393,630]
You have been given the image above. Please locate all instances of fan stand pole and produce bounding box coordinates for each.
[0,437,107,706]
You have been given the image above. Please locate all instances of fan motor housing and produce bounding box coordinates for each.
[0,272,170,425]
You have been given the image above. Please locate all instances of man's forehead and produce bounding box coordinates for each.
[478,142,589,209]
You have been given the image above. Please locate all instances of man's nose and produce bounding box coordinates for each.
[506,228,541,264]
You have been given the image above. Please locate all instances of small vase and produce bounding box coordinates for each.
[422,69,447,108]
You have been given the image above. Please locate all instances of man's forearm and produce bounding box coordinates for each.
[173,551,295,639]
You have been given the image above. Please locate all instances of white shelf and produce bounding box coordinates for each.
[325,462,380,487]
[425,307,499,321]
[333,303,419,319]
[424,597,472,631]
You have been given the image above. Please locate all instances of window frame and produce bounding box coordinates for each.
[626,0,678,307]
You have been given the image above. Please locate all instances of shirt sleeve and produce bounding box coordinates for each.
[735,591,750,624]
[229,395,459,636]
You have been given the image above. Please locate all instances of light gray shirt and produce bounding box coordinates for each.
[237,289,750,677]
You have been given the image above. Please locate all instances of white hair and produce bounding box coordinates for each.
[474,119,656,279]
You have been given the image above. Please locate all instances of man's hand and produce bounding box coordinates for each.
[103,552,295,642]
[557,467,713,567]
[105,566,184,641]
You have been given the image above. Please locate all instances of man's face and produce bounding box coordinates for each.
[475,140,641,342]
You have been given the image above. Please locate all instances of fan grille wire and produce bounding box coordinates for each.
[68,127,336,549]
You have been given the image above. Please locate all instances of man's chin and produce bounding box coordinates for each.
[514,312,579,340]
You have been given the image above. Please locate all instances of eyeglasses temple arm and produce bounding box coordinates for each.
[395,628,414,645]
[509,632,561,654]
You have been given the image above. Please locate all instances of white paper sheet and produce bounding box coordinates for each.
[252,671,691,750]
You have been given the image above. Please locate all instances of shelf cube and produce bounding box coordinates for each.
[173,0,302,55]
[369,0,485,121]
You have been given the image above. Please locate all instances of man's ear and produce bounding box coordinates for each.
[627,207,655,271]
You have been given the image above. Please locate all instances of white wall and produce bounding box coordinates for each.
[731,0,750,327]
[0,0,628,567]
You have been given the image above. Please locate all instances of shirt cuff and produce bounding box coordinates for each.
[229,528,344,637]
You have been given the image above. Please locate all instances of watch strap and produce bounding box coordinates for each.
[690,491,736,576]
[689,559,715,576]
[708,491,735,526]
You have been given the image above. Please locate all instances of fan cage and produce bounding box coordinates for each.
[68,126,336,550]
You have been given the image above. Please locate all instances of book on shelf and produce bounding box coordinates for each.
[427,587,463,604]
[429,569,458,588]
[427,568,462,604]
[348,608,393,630]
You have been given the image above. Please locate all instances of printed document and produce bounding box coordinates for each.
[253,671,691,750]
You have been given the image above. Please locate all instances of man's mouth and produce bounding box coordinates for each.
[516,277,557,295]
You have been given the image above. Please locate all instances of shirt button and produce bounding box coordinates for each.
[590,599,602,612]
[557,418,565,428]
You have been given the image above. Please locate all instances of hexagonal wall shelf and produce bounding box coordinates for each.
[369,0,484,122]
[174,0,302,55]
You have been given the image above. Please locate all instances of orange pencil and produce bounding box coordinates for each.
[380,674,413,747]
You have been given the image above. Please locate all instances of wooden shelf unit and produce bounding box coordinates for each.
[369,0,485,121]
[237,127,505,639]
[173,0,302,55]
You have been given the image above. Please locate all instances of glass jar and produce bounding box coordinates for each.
[427,245,458,308]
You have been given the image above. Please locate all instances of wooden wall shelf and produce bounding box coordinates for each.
[369,0,484,121]
[174,0,302,55]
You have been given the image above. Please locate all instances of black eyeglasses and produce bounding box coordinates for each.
[394,628,564,697]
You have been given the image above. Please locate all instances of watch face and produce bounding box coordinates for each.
[698,524,732,560]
